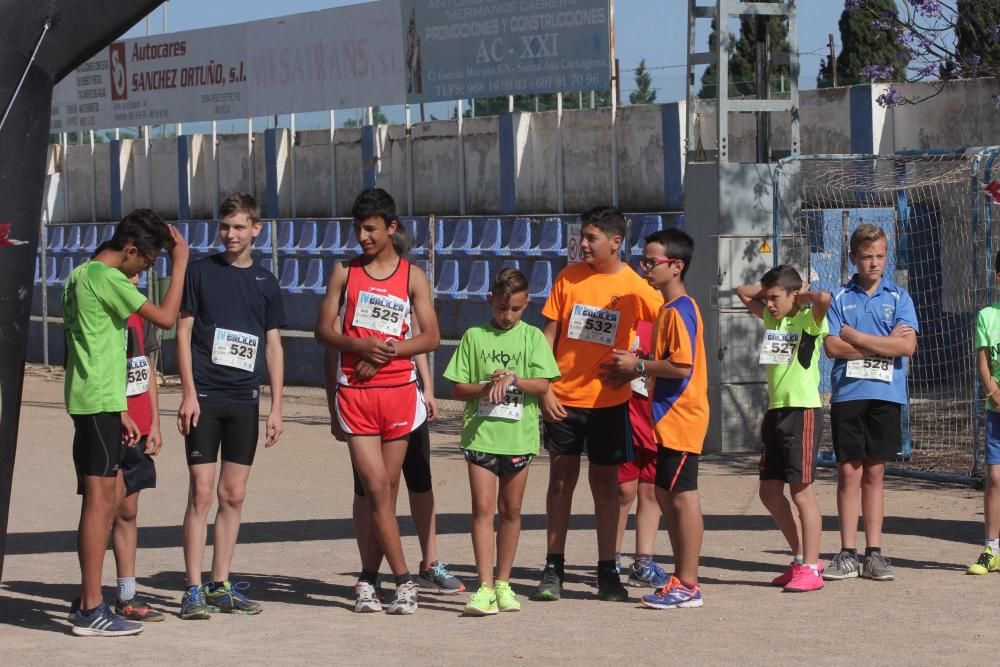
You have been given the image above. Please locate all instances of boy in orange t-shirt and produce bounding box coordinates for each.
[609,228,708,610]
[534,206,662,603]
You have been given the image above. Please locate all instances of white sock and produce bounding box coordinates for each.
[986,538,999,555]
[793,554,804,565]
[117,576,136,602]
[807,563,819,575]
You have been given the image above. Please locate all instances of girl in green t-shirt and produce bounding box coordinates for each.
[443,268,560,616]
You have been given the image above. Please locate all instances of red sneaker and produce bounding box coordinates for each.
[772,560,824,587]
[783,564,825,592]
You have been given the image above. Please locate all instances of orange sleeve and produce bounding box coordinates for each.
[541,271,565,322]
[660,308,693,367]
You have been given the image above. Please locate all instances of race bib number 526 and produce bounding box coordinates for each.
[125,355,150,396]
[567,304,620,347]
[212,328,259,372]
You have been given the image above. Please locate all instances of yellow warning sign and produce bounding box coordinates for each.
[760,240,772,253]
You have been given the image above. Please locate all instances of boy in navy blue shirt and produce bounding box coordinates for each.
[822,224,918,582]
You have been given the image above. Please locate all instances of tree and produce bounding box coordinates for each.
[818,0,910,87]
[699,2,791,99]
[342,106,389,127]
[629,58,657,104]
[844,0,1000,108]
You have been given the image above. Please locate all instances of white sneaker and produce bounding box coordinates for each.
[353,581,382,613]
[386,581,418,615]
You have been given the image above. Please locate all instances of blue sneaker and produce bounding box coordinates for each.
[70,601,144,636]
[640,576,703,609]
[417,561,465,595]
[627,560,670,588]
[179,585,211,620]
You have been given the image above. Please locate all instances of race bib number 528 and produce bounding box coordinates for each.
[846,356,894,382]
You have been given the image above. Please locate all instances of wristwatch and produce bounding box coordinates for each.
[636,359,646,377]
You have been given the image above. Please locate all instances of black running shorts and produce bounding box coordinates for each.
[654,447,699,493]
[830,399,902,463]
[72,412,125,478]
[759,407,822,484]
[185,401,260,466]
[543,403,634,466]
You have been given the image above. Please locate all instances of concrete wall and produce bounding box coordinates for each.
[43,78,1000,223]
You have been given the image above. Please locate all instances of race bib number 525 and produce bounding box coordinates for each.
[353,291,407,337]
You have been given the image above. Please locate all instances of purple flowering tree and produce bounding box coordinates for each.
[844,0,1000,108]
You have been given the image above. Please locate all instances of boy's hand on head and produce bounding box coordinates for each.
[541,389,568,422]
[265,412,283,447]
[121,413,141,447]
[168,225,190,262]
[146,425,163,455]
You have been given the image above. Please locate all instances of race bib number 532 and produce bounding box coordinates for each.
[567,304,620,347]
[212,328,259,372]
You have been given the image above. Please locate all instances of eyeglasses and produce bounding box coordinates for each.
[140,252,157,271]
[638,257,682,272]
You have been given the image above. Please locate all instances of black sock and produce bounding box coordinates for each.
[864,547,881,557]
[394,572,413,586]
[82,605,101,616]
[842,548,858,558]
[207,581,225,592]
[360,570,379,586]
[545,553,565,574]
[597,559,619,575]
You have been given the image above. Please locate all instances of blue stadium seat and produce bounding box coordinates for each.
[137,272,148,289]
[152,257,168,277]
[318,220,341,253]
[99,223,115,246]
[509,217,537,255]
[80,225,99,254]
[401,217,428,256]
[252,220,272,252]
[528,260,553,298]
[343,220,361,253]
[40,257,56,284]
[473,218,503,255]
[295,258,326,294]
[279,258,300,291]
[189,221,213,252]
[46,225,65,253]
[63,225,82,253]
[538,218,564,256]
[465,260,491,300]
[33,257,41,283]
[631,215,664,255]
[438,218,473,255]
[55,256,75,285]
[275,220,295,251]
[500,259,521,272]
[434,259,462,299]
[261,257,275,275]
[294,221,319,255]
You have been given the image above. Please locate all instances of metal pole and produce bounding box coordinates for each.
[329,110,337,217]
[829,33,838,87]
[89,129,96,223]
[508,95,514,113]
[471,98,476,118]
[405,104,414,216]
[211,119,218,213]
[755,13,771,164]
[61,132,69,224]
[39,214,48,367]
[290,112,297,218]
[457,99,466,215]
[609,0,619,206]
[248,117,255,198]
[144,124,152,208]
[557,92,564,213]
[269,218,279,277]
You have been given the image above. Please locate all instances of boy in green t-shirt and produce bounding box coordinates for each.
[737,265,830,593]
[444,268,560,615]
[969,250,1000,575]
[64,210,189,636]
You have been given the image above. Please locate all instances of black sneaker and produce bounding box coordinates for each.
[596,570,630,602]
[533,563,563,601]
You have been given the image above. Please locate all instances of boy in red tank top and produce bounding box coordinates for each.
[315,188,441,615]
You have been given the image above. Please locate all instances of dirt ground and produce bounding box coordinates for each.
[1,370,995,665]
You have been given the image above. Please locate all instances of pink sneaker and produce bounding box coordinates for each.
[771,561,824,587]
[783,564,825,592]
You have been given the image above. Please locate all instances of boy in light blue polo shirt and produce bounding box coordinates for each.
[822,224,918,583]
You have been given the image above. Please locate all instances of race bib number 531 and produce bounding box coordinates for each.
[846,356,893,382]
[567,304,620,347]
[212,328,259,372]
[478,383,524,421]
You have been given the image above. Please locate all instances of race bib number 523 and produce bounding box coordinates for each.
[567,304,620,347]
[212,328,259,372]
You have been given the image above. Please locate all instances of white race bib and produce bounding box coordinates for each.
[846,355,894,382]
[211,327,259,372]
[759,330,800,365]
[567,304,620,347]
[125,355,150,396]
[477,382,524,421]
[352,291,407,337]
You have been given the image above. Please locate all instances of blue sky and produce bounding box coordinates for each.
[121,0,846,132]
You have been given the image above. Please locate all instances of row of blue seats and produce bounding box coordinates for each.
[41,213,681,260]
